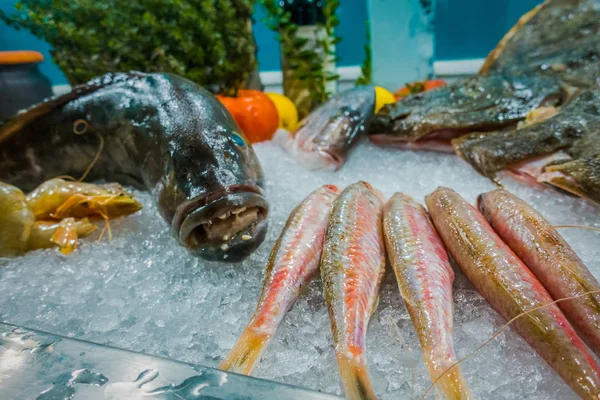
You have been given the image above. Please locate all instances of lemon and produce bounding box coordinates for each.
[266,92,299,131]
[374,86,396,113]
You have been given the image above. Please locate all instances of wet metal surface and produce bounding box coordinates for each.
[0,322,341,400]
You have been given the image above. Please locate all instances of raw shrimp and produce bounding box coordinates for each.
[0,182,34,257]
[26,178,142,220]
[0,178,141,256]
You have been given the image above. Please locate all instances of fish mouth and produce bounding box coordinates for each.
[537,165,593,201]
[504,151,573,187]
[369,114,519,153]
[315,150,343,170]
[292,146,343,171]
[369,129,462,153]
[173,185,269,262]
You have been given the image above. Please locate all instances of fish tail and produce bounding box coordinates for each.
[218,327,269,375]
[432,366,473,400]
[337,356,378,400]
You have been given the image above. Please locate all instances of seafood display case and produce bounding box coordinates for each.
[2,0,600,399]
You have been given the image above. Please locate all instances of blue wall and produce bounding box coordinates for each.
[435,0,542,60]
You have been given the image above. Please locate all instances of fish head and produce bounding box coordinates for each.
[476,189,506,219]
[292,86,376,170]
[157,85,269,262]
[369,74,565,151]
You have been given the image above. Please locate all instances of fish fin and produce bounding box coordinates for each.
[0,72,145,144]
[51,218,79,255]
[370,295,380,318]
[337,356,378,400]
[218,327,269,375]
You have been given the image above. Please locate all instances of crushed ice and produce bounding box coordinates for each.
[1,141,598,399]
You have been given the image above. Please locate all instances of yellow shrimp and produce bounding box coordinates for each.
[0,182,35,257]
[0,178,142,256]
[26,178,142,221]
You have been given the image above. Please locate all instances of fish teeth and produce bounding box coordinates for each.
[218,212,230,220]
[241,234,252,241]
[222,235,230,241]
[232,207,247,215]
[220,244,229,251]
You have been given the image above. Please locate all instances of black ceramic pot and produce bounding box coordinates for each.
[0,53,53,121]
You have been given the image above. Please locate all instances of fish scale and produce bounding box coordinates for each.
[320,181,385,400]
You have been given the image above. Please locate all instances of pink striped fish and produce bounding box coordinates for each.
[320,181,386,400]
[383,193,472,400]
[479,189,600,357]
[426,187,600,399]
[219,184,340,374]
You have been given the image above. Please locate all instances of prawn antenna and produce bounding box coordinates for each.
[552,224,600,233]
[99,211,113,242]
[96,218,112,242]
[78,132,105,182]
[51,122,105,183]
[418,290,600,400]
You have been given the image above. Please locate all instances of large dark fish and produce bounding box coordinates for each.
[370,0,600,203]
[453,90,600,201]
[280,86,376,171]
[480,0,600,89]
[369,74,565,152]
[0,72,269,262]
[371,0,600,147]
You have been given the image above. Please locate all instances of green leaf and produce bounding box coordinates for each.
[3,0,257,91]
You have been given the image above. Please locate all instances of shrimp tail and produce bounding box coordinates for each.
[51,218,80,254]
[218,327,269,375]
[337,356,378,400]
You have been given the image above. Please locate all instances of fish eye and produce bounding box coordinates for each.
[231,133,246,147]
